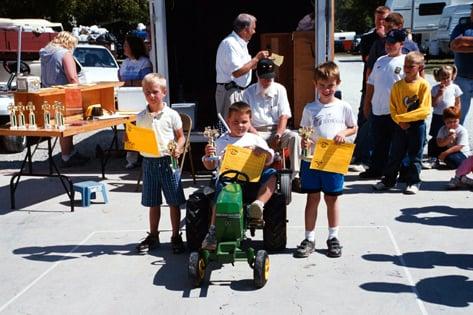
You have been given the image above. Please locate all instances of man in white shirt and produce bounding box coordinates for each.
[243,58,301,184]
[215,13,269,119]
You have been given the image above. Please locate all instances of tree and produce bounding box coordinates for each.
[335,0,383,33]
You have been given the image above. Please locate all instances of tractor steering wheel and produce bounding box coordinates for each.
[219,170,250,186]
[3,61,31,75]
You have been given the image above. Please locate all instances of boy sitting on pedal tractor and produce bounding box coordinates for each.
[201,101,276,250]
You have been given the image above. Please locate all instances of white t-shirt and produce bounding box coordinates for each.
[300,98,357,153]
[215,31,252,88]
[367,54,406,115]
[431,83,463,115]
[437,124,471,156]
[136,103,182,158]
[242,81,292,127]
[214,132,275,168]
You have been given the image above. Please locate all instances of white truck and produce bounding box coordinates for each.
[435,2,472,55]
[385,0,472,54]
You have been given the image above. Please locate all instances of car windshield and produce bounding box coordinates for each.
[73,47,117,68]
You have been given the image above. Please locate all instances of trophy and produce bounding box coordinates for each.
[16,102,26,129]
[167,140,179,170]
[42,101,52,129]
[203,126,219,161]
[7,103,18,129]
[54,101,65,130]
[26,101,37,129]
[298,126,314,159]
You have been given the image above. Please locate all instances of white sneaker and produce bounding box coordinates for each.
[447,177,462,190]
[349,163,366,172]
[460,176,473,187]
[404,183,420,195]
[248,200,264,220]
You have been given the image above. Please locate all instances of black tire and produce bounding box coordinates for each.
[185,190,211,251]
[263,192,287,251]
[279,171,292,205]
[188,251,206,287]
[253,250,269,288]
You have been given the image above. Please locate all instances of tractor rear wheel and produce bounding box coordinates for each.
[189,251,206,287]
[185,191,211,251]
[254,250,270,288]
[263,192,287,251]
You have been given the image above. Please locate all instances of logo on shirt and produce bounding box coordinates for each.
[403,95,420,112]
[394,67,402,74]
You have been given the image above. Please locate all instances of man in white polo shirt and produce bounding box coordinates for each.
[215,13,269,119]
[243,58,301,186]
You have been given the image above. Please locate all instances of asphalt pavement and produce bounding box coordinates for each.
[0,54,472,315]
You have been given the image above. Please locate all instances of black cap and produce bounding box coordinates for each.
[386,29,407,44]
[257,58,276,79]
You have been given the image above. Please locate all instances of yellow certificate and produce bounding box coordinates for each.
[310,138,355,175]
[219,145,266,182]
[124,122,160,156]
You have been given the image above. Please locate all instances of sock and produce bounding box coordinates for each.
[328,227,339,240]
[305,230,315,242]
[252,199,264,209]
[209,224,216,234]
[62,148,76,161]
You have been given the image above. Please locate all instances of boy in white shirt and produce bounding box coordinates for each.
[201,101,276,250]
[294,62,357,258]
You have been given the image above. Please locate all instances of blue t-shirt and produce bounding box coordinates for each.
[450,20,473,79]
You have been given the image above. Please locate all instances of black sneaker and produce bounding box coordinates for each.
[326,237,342,258]
[293,239,315,258]
[136,232,160,252]
[61,151,90,168]
[171,233,185,254]
[359,171,382,180]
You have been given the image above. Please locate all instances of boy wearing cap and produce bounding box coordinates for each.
[373,51,431,194]
[360,29,407,180]
[243,58,301,185]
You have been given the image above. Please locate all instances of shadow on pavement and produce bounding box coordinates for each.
[12,243,138,262]
[360,275,473,307]
[0,175,101,214]
[363,251,473,270]
[396,206,473,229]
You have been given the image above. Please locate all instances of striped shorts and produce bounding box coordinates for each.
[141,156,186,207]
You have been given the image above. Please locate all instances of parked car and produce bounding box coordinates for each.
[73,44,119,83]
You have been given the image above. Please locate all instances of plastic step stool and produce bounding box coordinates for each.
[73,181,109,207]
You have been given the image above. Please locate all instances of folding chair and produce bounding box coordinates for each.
[135,112,196,191]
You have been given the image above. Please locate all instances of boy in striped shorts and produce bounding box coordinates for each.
[135,73,186,254]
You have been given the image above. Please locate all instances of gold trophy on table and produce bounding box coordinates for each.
[42,101,52,129]
[7,103,18,129]
[16,102,26,129]
[203,126,219,161]
[54,101,65,130]
[26,101,37,129]
[298,126,314,160]
[167,140,179,170]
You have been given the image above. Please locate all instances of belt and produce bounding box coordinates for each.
[217,81,245,91]
[255,125,278,132]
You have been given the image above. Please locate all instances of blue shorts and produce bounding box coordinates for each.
[300,160,344,195]
[214,168,277,203]
[141,156,186,207]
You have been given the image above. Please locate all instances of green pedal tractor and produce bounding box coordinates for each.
[186,170,287,288]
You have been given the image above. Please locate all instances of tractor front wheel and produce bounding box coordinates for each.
[188,251,206,287]
[253,250,270,288]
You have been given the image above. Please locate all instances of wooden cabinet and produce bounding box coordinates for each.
[14,82,123,128]
[261,31,316,128]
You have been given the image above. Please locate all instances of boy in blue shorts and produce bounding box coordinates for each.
[135,73,186,254]
[294,62,357,258]
[201,101,276,250]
